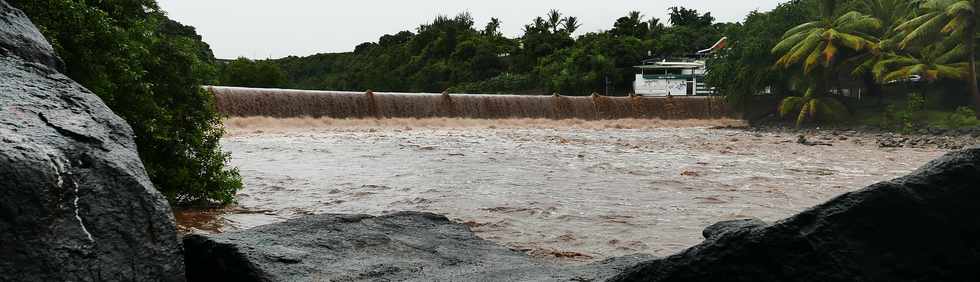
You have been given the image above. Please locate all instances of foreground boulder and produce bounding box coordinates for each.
[184,211,650,281]
[0,1,184,280]
[609,146,980,282]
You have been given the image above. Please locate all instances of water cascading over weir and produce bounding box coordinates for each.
[208,86,734,120]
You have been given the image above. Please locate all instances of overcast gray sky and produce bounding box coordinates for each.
[157,0,785,59]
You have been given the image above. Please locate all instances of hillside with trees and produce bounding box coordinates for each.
[225,8,729,96]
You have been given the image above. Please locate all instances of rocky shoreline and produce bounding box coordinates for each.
[714,124,980,150]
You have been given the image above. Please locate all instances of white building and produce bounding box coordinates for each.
[632,37,726,96]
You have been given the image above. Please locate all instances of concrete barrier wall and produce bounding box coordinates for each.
[209,86,734,120]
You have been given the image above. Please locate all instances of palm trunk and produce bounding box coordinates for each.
[970,3,980,119]
[862,71,883,105]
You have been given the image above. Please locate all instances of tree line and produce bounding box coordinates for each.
[222,8,731,96]
[11,0,242,206]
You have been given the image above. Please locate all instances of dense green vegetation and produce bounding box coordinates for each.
[221,1,980,128]
[219,58,289,88]
[224,8,730,96]
[12,0,242,206]
[710,0,980,126]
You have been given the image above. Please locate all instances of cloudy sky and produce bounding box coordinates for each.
[157,0,786,59]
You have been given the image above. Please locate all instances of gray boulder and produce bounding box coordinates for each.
[608,146,980,282]
[0,1,184,281]
[0,1,61,71]
[184,211,651,282]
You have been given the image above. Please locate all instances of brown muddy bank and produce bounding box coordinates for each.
[179,117,947,262]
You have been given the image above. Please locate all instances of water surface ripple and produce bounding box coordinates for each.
[186,119,945,262]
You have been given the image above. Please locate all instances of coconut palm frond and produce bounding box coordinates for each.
[772,29,813,53]
[934,63,969,79]
[796,100,813,126]
[941,13,970,32]
[895,12,936,32]
[779,96,806,117]
[935,43,968,63]
[804,42,828,73]
[778,87,849,126]
[782,21,824,39]
[881,67,915,82]
[777,30,824,67]
[835,11,883,31]
[823,43,840,62]
[945,1,974,17]
[836,33,874,51]
[899,12,949,47]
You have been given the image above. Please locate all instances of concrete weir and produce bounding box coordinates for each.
[208,86,734,120]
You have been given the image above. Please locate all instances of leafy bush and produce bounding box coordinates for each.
[448,73,537,94]
[940,107,980,129]
[899,92,927,132]
[12,0,242,206]
[219,58,289,88]
[879,104,901,129]
[879,92,928,133]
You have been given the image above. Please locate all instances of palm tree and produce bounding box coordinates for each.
[779,87,851,125]
[647,18,665,36]
[772,0,881,75]
[896,0,980,118]
[563,16,581,34]
[547,10,565,33]
[484,18,502,37]
[771,0,882,124]
[848,0,917,103]
[874,44,969,87]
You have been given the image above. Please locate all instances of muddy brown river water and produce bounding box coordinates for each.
[177,117,947,262]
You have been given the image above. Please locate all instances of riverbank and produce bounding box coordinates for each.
[732,123,980,150]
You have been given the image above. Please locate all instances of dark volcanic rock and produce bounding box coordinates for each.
[0,1,62,70]
[184,211,651,282]
[701,218,766,240]
[609,146,980,282]
[0,1,184,281]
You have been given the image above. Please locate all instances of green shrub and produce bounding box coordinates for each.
[878,93,927,133]
[448,73,537,94]
[219,58,289,88]
[940,107,980,129]
[880,104,900,129]
[12,0,242,206]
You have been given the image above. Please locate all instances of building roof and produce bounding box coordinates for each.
[634,61,704,69]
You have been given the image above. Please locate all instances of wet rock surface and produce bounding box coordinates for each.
[609,146,980,282]
[183,211,651,282]
[0,1,184,280]
[0,1,61,70]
